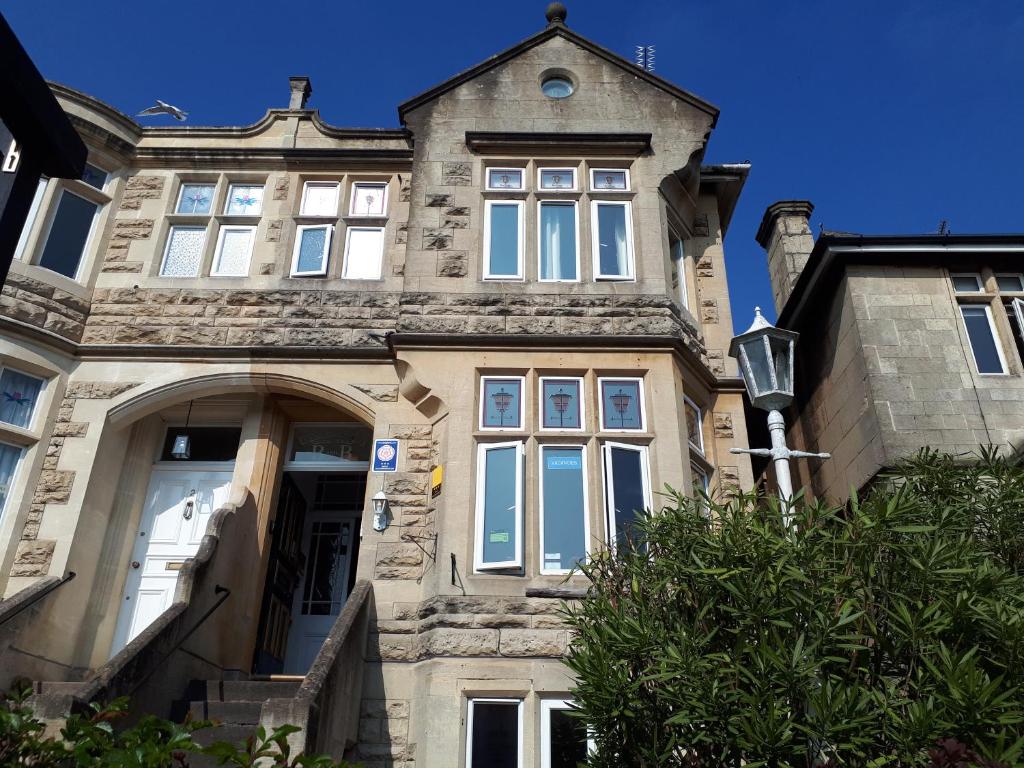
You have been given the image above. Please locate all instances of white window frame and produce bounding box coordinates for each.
[81,162,109,191]
[349,181,389,217]
[466,698,523,768]
[14,178,48,261]
[684,396,704,454]
[290,224,334,277]
[591,200,635,281]
[483,200,524,281]
[223,183,265,216]
[589,167,631,192]
[283,423,372,472]
[479,376,526,432]
[1013,298,1024,331]
[211,225,256,277]
[473,441,524,571]
[341,226,385,280]
[995,273,1024,293]
[691,462,710,495]
[597,376,646,432]
[537,166,578,192]
[0,441,25,522]
[300,181,341,217]
[959,303,1008,376]
[538,376,585,432]
[0,366,46,432]
[538,444,590,575]
[485,167,525,192]
[37,188,101,281]
[950,272,985,293]
[601,441,652,548]
[537,200,581,283]
[670,234,689,310]
[540,699,594,768]
[175,182,216,215]
[159,225,207,277]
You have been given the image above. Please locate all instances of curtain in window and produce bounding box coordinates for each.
[0,370,42,428]
[597,203,629,277]
[540,203,575,280]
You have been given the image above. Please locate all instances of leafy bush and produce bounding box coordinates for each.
[0,689,360,767]
[564,449,1024,767]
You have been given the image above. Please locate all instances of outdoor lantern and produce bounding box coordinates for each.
[171,399,194,459]
[728,307,798,413]
[371,490,390,532]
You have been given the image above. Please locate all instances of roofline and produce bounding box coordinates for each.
[396,22,719,125]
[700,163,750,236]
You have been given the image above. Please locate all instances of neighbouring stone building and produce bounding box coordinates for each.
[756,200,1024,501]
[0,5,755,765]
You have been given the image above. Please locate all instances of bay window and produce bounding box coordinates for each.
[474,442,524,570]
[14,178,47,261]
[539,445,588,574]
[684,397,703,454]
[483,200,524,280]
[592,200,634,280]
[538,201,579,282]
[38,189,101,279]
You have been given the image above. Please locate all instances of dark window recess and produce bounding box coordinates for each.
[548,708,589,768]
[1006,302,1024,364]
[38,191,97,278]
[470,701,519,768]
[160,427,242,462]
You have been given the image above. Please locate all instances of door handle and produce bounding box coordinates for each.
[183,489,197,520]
[131,561,140,569]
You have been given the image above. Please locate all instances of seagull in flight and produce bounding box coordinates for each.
[137,100,188,121]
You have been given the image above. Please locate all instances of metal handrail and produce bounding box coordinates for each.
[0,571,76,628]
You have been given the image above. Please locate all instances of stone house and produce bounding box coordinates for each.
[756,200,1024,502]
[0,5,755,766]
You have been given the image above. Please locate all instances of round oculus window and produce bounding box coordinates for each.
[541,76,574,98]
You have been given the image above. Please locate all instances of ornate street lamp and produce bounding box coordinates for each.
[729,308,829,519]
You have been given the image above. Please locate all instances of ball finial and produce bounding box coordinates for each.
[545,2,567,24]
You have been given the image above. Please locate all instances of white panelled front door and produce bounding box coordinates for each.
[110,467,233,656]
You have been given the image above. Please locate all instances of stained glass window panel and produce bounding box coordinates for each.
[0,369,43,429]
[540,168,574,190]
[541,379,581,430]
[177,184,214,214]
[160,226,206,277]
[600,379,643,430]
[486,168,523,190]
[592,169,628,190]
[225,184,264,215]
[481,378,523,429]
[301,183,340,216]
[0,442,21,517]
[212,227,254,276]
[289,425,372,465]
[350,183,387,216]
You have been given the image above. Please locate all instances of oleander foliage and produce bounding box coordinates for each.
[565,449,1024,767]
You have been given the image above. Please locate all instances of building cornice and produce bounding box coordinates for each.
[131,146,414,169]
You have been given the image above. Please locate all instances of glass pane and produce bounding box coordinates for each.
[691,462,709,494]
[0,442,21,516]
[160,427,241,462]
[548,708,588,768]
[213,228,253,276]
[481,379,522,429]
[296,227,329,274]
[961,306,1004,373]
[487,204,520,277]
[685,401,701,450]
[0,370,43,429]
[290,425,372,464]
[81,163,108,190]
[596,203,630,277]
[350,183,387,216]
[996,274,1024,292]
[952,274,982,292]
[772,338,793,393]
[343,228,384,279]
[541,447,586,572]
[592,170,627,190]
[487,169,522,190]
[1007,301,1024,364]
[161,226,206,277]
[540,169,574,190]
[481,446,518,565]
[740,337,774,395]
[608,446,646,546]
[600,380,642,430]
[302,183,339,216]
[670,236,687,309]
[177,184,214,214]
[470,702,519,768]
[225,184,264,215]
[541,77,573,98]
[38,191,97,278]
[539,203,577,280]
[542,379,581,429]
[301,520,349,616]
[14,178,47,261]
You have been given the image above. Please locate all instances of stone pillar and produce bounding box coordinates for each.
[288,77,312,109]
[755,200,815,314]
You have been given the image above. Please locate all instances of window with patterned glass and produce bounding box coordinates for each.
[0,442,22,520]
[349,182,388,217]
[224,184,264,216]
[0,368,44,430]
[211,226,255,276]
[539,168,576,191]
[300,182,340,216]
[480,377,524,430]
[540,377,583,430]
[590,168,629,191]
[176,183,215,215]
[684,397,703,453]
[486,168,524,191]
[342,227,384,279]
[598,378,644,431]
[160,225,207,277]
[291,224,332,277]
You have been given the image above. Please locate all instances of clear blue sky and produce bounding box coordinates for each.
[6,1,1023,330]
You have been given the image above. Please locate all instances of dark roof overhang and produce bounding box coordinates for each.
[465,131,651,156]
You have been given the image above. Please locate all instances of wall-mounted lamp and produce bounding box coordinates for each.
[371,490,390,532]
[171,400,193,460]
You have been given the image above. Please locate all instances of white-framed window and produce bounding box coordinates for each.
[995,273,1024,293]
[37,188,101,280]
[538,167,577,191]
[0,441,24,522]
[597,377,645,431]
[0,367,45,430]
[959,304,1008,375]
[80,162,109,191]
[466,698,523,768]
[342,227,384,280]
[602,442,652,548]
[224,183,264,216]
[540,699,592,768]
[283,423,372,471]
[539,444,589,574]
[592,200,634,280]
[589,168,630,191]
[349,182,388,217]
[684,397,703,453]
[1008,298,1024,364]
[176,183,216,215]
[160,225,207,277]
[691,462,710,497]
[669,232,689,310]
[539,377,584,431]
[480,376,525,431]
[486,167,525,191]
[474,442,524,570]
[483,200,524,280]
[291,224,333,277]
[538,200,579,282]
[211,225,255,277]
[14,178,47,261]
[300,181,340,217]
[951,272,984,293]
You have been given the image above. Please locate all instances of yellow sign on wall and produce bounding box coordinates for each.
[431,465,443,498]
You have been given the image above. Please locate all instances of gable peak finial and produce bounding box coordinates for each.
[545,2,567,25]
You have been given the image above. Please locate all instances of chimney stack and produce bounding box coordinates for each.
[288,76,312,110]
[755,200,815,314]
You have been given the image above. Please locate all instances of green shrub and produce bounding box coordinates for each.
[564,449,1024,767]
